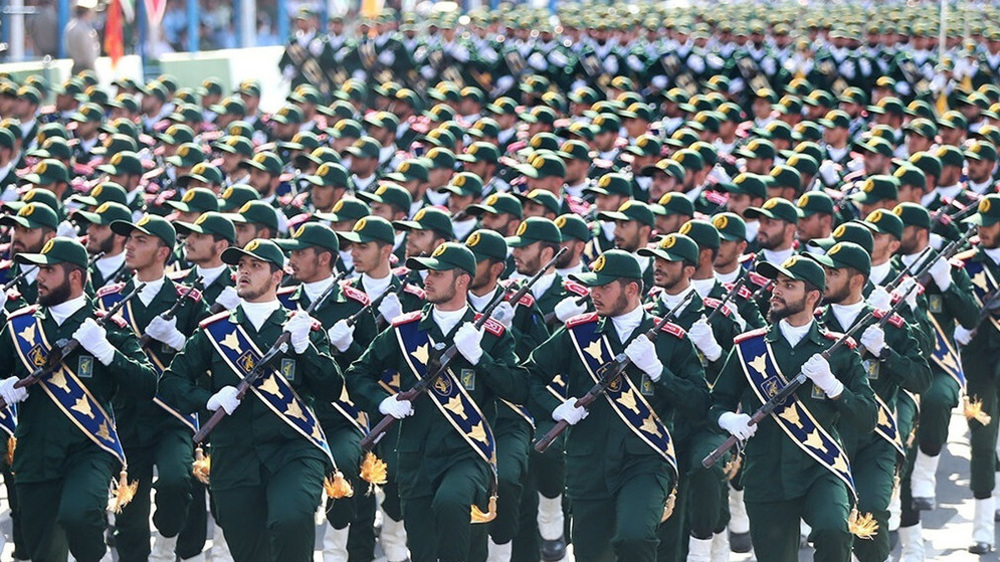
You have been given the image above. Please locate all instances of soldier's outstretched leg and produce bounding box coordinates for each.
[150,428,195,561]
[911,374,959,510]
[850,441,895,562]
[965,357,1000,554]
[112,446,155,562]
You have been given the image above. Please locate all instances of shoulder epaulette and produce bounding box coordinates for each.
[563,279,589,297]
[660,321,686,338]
[872,308,905,328]
[403,284,425,298]
[748,271,771,288]
[277,285,297,296]
[0,259,12,270]
[95,309,128,328]
[739,253,756,264]
[199,310,232,328]
[392,266,411,278]
[822,330,857,349]
[705,190,729,205]
[340,283,371,305]
[814,306,825,317]
[474,313,506,337]
[166,268,190,281]
[702,297,731,316]
[722,282,753,300]
[566,311,599,327]
[506,290,534,307]
[733,327,768,343]
[7,304,38,320]
[176,284,202,302]
[96,282,126,298]
[949,257,965,268]
[391,310,422,326]
[954,248,977,262]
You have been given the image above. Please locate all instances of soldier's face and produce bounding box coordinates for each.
[11,225,47,255]
[184,232,222,264]
[591,280,633,317]
[235,223,260,249]
[871,232,900,264]
[768,275,808,322]
[653,258,688,291]
[480,213,517,236]
[715,239,745,270]
[37,264,73,307]
[613,220,645,252]
[86,223,115,254]
[350,241,389,274]
[978,222,1000,249]
[235,256,279,301]
[424,269,462,304]
[404,229,440,258]
[905,134,932,157]
[125,232,165,271]
[821,267,854,304]
[596,193,627,213]
[756,217,791,250]
[967,158,994,184]
[289,248,328,283]
[512,242,544,276]
[522,201,549,219]
[311,185,338,211]
[796,213,830,243]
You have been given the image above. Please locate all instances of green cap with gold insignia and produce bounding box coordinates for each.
[865,209,904,239]
[850,175,898,205]
[569,249,642,287]
[654,193,695,217]
[965,194,1000,227]
[744,197,801,224]
[221,238,285,268]
[218,184,259,212]
[16,237,89,269]
[240,151,283,176]
[406,242,476,276]
[230,201,280,232]
[71,201,132,226]
[278,222,340,253]
[21,159,69,185]
[178,162,225,188]
[393,207,454,240]
[639,232,700,265]
[586,172,633,197]
[506,217,562,247]
[892,202,932,229]
[305,162,351,189]
[167,187,220,213]
[467,193,523,218]
[677,219,720,249]
[597,200,655,228]
[72,182,128,207]
[808,241,871,277]
[0,202,59,230]
[965,140,998,162]
[711,212,747,242]
[175,212,237,244]
[337,216,395,245]
[758,255,826,292]
[111,214,177,248]
[356,182,412,213]
[516,153,566,179]
[465,229,508,262]
[555,214,590,242]
[440,173,484,198]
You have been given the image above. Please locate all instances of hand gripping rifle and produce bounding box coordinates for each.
[345,268,419,330]
[192,275,340,444]
[704,274,747,326]
[916,225,978,286]
[361,247,569,451]
[137,277,204,349]
[0,282,146,410]
[542,293,591,325]
[700,301,880,469]
[967,287,1000,340]
[534,289,696,453]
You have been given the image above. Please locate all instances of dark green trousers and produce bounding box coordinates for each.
[115,427,195,561]
[213,457,325,562]
[378,424,404,522]
[2,459,27,559]
[324,425,376,562]
[512,422,567,562]
[176,480,209,559]
[895,392,921,528]
[850,438,896,562]
[916,372,959,456]
[489,416,532,545]
[746,473,852,562]
[18,449,116,562]
[400,457,490,562]
[965,353,1000,498]
[572,471,671,562]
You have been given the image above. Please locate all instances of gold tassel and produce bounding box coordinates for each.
[324,471,354,499]
[359,451,388,494]
[661,485,679,523]
[964,396,992,426]
[107,470,138,514]
[470,495,498,524]
[5,436,15,467]
[192,446,211,485]
[723,453,742,481]
[848,508,879,539]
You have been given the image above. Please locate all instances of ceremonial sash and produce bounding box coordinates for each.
[926,313,966,388]
[98,291,199,434]
[9,311,127,467]
[202,317,334,466]
[565,319,678,475]
[873,392,905,457]
[964,258,1000,333]
[735,332,858,502]
[0,405,16,437]
[393,319,498,480]
[275,289,369,435]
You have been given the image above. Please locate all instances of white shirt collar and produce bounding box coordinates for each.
[196,263,230,287]
[610,303,644,343]
[241,299,281,331]
[869,261,892,286]
[361,272,393,300]
[49,294,88,326]
[530,272,557,300]
[984,247,1000,265]
[432,305,468,335]
[830,301,865,330]
[303,276,335,304]
[778,319,812,347]
[95,252,126,284]
[138,276,166,306]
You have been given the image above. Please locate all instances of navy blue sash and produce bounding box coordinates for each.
[926,314,966,388]
[964,258,1000,333]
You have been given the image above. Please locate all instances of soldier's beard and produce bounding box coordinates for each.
[768,294,806,323]
[38,275,71,307]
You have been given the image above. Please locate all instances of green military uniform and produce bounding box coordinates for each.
[160,239,342,562]
[0,238,158,562]
[709,256,878,562]
[525,250,709,562]
[345,243,523,562]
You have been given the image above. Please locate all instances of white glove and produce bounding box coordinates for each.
[73,318,116,366]
[285,312,315,354]
[552,397,589,425]
[928,256,953,291]
[0,378,27,405]
[624,335,664,381]
[860,325,886,355]
[819,160,840,186]
[217,286,241,310]
[492,301,515,329]
[718,411,756,440]
[282,66,296,80]
[206,386,241,415]
[379,395,414,419]
[146,315,186,351]
[867,286,892,311]
[895,277,920,311]
[954,325,974,346]
[378,292,403,324]
[327,319,355,353]
[0,289,7,311]
[802,354,844,398]
[554,296,588,323]
[689,316,723,362]
[454,323,484,365]
[57,220,78,237]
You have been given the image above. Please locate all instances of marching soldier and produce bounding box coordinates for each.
[710,255,878,562]
[345,242,523,562]
[101,214,209,562]
[0,237,157,561]
[160,239,341,561]
[72,201,131,289]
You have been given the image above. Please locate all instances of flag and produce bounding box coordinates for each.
[104,0,124,68]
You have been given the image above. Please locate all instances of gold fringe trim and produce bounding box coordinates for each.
[324,471,354,499]
[359,451,388,494]
[723,453,742,481]
[848,508,878,539]
[964,396,992,426]
[661,485,679,523]
[470,495,497,524]
[5,436,14,467]
[192,446,211,485]
[107,470,138,514]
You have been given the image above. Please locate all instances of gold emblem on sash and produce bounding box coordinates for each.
[412,343,430,366]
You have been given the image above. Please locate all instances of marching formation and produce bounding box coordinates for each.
[1,1,1000,561]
